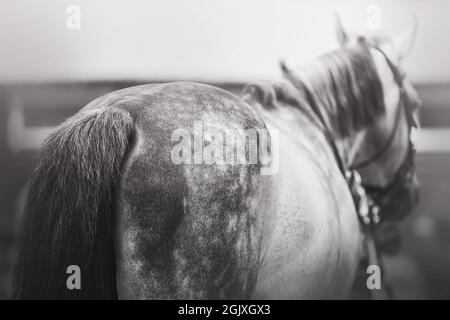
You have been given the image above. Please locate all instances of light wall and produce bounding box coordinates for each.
[0,0,447,84]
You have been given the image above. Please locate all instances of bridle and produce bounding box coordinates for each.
[343,46,419,299]
[347,46,418,225]
[282,43,419,299]
[351,47,417,170]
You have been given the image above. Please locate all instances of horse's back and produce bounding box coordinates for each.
[242,88,363,299]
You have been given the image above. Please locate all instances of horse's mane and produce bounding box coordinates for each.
[243,38,385,138]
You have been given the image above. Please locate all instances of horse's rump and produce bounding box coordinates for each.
[114,83,272,299]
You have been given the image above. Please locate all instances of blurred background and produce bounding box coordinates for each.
[1,0,450,299]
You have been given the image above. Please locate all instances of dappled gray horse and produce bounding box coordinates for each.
[13,20,421,299]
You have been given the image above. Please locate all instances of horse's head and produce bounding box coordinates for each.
[335,15,422,222]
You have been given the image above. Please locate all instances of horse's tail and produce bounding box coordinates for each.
[12,107,134,299]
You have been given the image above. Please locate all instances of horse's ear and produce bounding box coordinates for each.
[392,16,418,61]
[334,12,349,47]
[279,59,290,75]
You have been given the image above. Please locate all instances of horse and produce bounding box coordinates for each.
[12,18,421,299]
